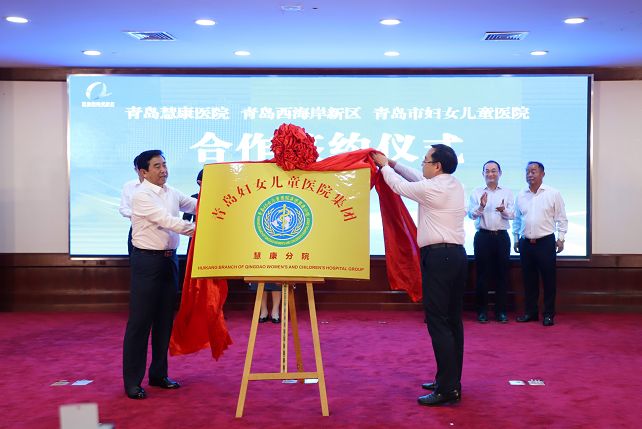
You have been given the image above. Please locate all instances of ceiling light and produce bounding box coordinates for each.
[234,50,251,56]
[384,51,400,57]
[83,50,102,56]
[564,17,587,24]
[5,16,29,24]
[281,5,303,12]
[195,19,216,26]
[380,19,401,26]
[530,50,548,56]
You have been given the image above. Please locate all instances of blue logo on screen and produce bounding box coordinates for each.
[255,194,312,247]
[85,82,112,100]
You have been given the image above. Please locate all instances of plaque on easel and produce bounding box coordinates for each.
[191,128,371,417]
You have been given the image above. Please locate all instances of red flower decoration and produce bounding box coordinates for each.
[270,123,319,171]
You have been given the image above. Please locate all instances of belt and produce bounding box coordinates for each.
[478,229,507,235]
[132,247,176,257]
[423,243,463,250]
[521,234,554,244]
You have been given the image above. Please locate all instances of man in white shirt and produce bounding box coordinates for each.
[468,161,514,324]
[118,155,145,255]
[372,144,466,406]
[513,161,568,327]
[122,150,197,400]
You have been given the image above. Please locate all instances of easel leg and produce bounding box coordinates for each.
[306,282,329,416]
[236,282,264,418]
[288,285,305,377]
[280,283,289,373]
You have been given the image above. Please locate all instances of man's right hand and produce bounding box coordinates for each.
[479,192,488,209]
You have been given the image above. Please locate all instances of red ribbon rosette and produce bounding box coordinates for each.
[270,123,319,170]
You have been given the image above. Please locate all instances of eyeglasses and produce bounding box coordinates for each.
[422,160,438,166]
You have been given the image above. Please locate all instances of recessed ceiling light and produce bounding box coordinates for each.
[5,16,29,24]
[530,50,548,56]
[83,50,102,56]
[281,5,303,12]
[384,51,400,57]
[564,17,587,24]
[234,50,251,56]
[380,18,401,26]
[195,19,216,26]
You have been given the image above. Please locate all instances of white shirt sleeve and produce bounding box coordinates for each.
[118,183,133,218]
[133,191,195,236]
[554,191,568,241]
[380,165,427,204]
[391,162,424,183]
[467,189,483,220]
[512,193,522,238]
[178,193,198,216]
[501,189,515,220]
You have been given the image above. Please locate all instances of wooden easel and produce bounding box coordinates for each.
[235,277,329,418]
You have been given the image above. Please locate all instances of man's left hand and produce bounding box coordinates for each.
[556,240,564,253]
[370,153,388,168]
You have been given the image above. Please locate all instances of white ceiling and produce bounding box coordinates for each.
[1,0,641,69]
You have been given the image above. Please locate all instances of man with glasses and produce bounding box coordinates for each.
[468,160,514,324]
[371,144,466,406]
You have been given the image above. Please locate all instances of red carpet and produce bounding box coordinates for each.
[0,311,640,428]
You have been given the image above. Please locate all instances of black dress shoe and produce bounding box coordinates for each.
[259,316,269,323]
[477,312,489,323]
[543,316,555,326]
[418,389,461,406]
[149,377,180,389]
[271,316,281,324]
[496,313,508,323]
[421,381,437,391]
[126,386,147,400]
[516,314,539,323]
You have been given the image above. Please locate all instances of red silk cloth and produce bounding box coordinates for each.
[169,148,421,360]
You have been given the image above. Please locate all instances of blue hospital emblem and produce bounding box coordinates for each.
[255,194,313,247]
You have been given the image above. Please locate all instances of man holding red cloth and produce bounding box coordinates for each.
[372,144,467,407]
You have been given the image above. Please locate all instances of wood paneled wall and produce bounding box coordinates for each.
[2,254,641,313]
[2,66,642,81]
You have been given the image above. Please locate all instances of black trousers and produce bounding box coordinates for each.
[518,234,557,317]
[127,226,133,256]
[421,244,468,393]
[123,250,178,391]
[473,230,510,314]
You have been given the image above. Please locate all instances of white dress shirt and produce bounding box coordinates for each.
[118,179,141,219]
[513,184,568,241]
[381,163,466,247]
[467,186,515,231]
[131,179,197,250]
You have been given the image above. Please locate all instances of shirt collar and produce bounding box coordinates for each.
[142,179,166,194]
[484,184,503,191]
[526,183,550,194]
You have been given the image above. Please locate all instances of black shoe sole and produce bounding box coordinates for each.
[418,395,461,406]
